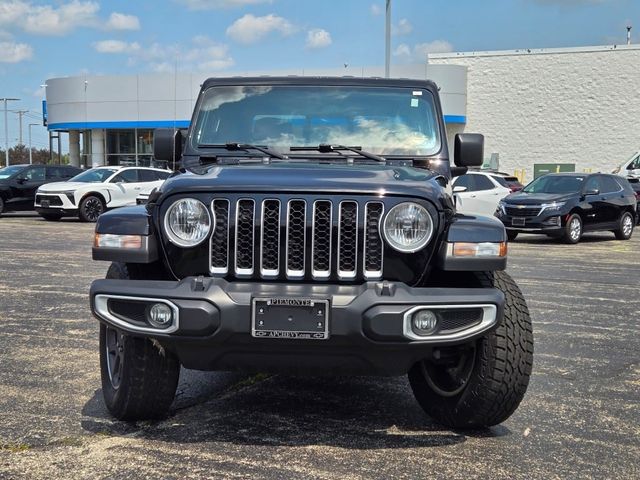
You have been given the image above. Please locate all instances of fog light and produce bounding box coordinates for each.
[411,309,438,336]
[148,303,173,328]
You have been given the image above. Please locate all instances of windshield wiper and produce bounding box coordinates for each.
[199,142,288,160]
[290,144,386,163]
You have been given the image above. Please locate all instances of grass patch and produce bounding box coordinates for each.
[0,443,31,452]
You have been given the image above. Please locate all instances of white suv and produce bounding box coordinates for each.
[452,171,513,217]
[612,151,640,178]
[35,166,171,222]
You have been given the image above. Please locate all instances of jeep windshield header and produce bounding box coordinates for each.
[190,85,442,157]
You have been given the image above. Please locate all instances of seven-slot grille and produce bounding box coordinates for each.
[505,206,541,217]
[209,197,385,281]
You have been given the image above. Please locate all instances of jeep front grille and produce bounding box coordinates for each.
[209,197,385,281]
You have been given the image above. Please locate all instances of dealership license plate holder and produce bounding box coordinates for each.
[251,297,330,340]
[512,217,526,227]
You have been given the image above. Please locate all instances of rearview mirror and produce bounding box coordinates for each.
[153,128,183,164]
[454,133,484,168]
[453,185,467,193]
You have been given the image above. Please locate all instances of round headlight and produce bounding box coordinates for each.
[164,198,212,247]
[383,202,434,253]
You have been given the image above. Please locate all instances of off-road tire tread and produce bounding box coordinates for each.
[100,262,180,421]
[408,271,534,428]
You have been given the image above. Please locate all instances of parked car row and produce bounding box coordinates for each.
[0,164,170,222]
[452,170,637,244]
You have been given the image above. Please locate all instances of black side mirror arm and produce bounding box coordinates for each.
[450,166,468,178]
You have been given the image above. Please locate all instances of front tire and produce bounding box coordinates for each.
[506,231,518,241]
[563,213,582,244]
[99,262,180,421]
[408,271,534,428]
[79,195,105,222]
[0,196,4,216]
[614,211,634,240]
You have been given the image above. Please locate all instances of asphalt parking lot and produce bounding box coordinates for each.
[0,213,638,479]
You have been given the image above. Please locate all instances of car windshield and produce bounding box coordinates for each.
[69,168,118,183]
[523,175,585,194]
[0,165,26,180]
[190,85,442,156]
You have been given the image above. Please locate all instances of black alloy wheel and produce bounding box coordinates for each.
[420,345,476,397]
[104,326,125,389]
[79,195,105,222]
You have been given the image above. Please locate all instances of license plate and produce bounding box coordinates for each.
[512,217,526,227]
[41,200,50,208]
[252,298,329,340]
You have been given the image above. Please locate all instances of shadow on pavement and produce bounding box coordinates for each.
[511,233,616,245]
[80,370,511,450]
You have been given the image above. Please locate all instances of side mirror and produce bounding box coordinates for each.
[16,177,27,184]
[584,188,600,196]
[453,185,467,193]
[153,128,183,163]
[454,133,484,168]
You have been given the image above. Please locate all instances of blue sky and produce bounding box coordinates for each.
[1,0,638,150]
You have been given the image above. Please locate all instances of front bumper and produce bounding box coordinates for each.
[90,277,504,375]
[497,211,565,234]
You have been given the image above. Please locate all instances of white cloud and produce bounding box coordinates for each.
[94,35,234,72]
[392,18,412,36]
[105,12,140,31]
[414,40,453,56]
[226,13,296,44]
[394,40,453,61]
[176,0,272,9]
[393,43,411,57]
[0,41,33,62]
[22,1,100,35]
[93,39,141,54]
[370,3,382,15]
[0,1,140,36]
[306,28,331,49]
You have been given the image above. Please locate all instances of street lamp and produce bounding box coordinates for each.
[385,0,391,78]
[1,97,20,167]
[28,123,40,165]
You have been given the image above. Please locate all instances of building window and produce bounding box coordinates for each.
[107,129,136,166]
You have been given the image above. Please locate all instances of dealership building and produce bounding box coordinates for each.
[44,44,640,180]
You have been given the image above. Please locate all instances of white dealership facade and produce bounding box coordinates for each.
[44,44,640,179]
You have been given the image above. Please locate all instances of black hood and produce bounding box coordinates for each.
[159,162,447,203]
[503,191,577,205]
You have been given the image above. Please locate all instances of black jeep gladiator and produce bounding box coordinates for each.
[90,77,533,428]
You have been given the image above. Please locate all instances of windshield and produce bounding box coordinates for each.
[0,165,26,180]
[69,168,118,183]
[523,175,585,194]
[190,85,441,156]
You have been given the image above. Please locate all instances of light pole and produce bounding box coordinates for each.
[385,0,391,78]
[28,123,39,164]
[1,97,20,167]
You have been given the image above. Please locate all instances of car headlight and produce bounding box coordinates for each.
[540,201,566,212]
[164,198,213,247]
[497,200,507,215]
[383,202,434,253]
